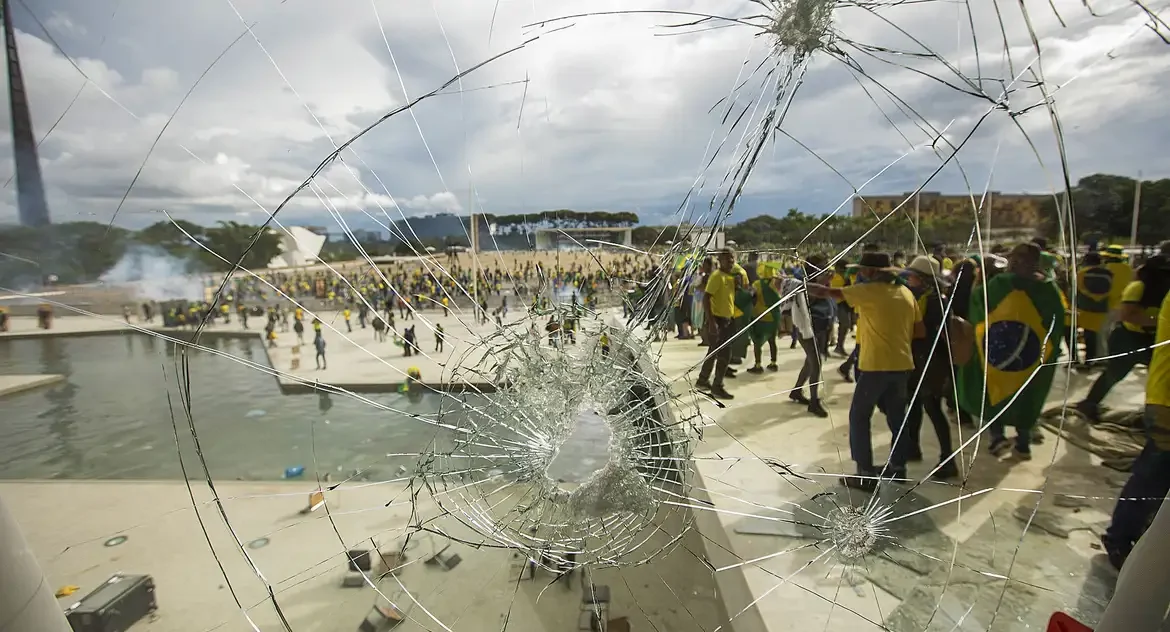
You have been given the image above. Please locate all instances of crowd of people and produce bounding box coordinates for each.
[135,252,656,364]
[676,239,1168,572]
[114,238,1170,573]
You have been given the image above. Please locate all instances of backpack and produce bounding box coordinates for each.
[947,315,975,365]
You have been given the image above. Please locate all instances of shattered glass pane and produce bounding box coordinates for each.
[1,0,1168,630]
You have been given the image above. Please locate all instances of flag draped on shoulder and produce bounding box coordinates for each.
[1076,265,1113,333]
[958,273,1065,427]
[750,279,780,343]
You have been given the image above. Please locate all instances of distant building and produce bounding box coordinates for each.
[679,225,725,251]
[268,226,327,268]
[852,191,1048,228]
[534,227,633,251]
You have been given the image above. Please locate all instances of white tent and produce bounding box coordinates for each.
[267,226,326,269]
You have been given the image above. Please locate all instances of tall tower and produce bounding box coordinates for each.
[4,0,50,226]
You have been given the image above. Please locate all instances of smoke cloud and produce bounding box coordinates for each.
[99,245,206,301]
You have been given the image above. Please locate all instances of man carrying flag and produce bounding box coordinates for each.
[1075,255,1170,421]
[1075,252,1113,368]
[746,262,781,373]
[958,242,1064,461]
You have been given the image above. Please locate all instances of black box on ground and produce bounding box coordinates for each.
[348,549,372,572]
[65,574,157,632]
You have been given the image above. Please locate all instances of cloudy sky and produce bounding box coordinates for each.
[4,0,1169,231]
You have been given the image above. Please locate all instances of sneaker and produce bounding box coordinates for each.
[724,370,738,379]
[766,363,779,372]
[876,464,908,483]
[1008,448,1033,462]
[933,461,959,480]
[789,390,810,405]
[837,364,853,383]
[746,365,764,374]
[988,438,1012,458]
[833,347,847,357]
[711,387,734,400]
[730,358,743,366]
[807,400,828,418]
[1099,534,1130,571]
[1031,427,1045,444]
[1074,400,1101,423]
[695,378,711,390]
[840,471,877,493]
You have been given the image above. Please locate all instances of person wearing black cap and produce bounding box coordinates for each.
[810,251,924,491]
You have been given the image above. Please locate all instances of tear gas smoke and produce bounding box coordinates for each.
[98,245,205,301]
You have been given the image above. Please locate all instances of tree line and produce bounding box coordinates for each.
[1039,173,1170,245]
[631,209,979,250]
[0,220,285,287]
[631,173,1170,250]
[2,173,1164,286]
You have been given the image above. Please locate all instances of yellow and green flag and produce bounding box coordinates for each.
[958,273,1065,427]
[1075,264,1113,333]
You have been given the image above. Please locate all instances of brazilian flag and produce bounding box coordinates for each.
[958,273,1065,428]
[1075,265,1113,333]
[750,279,780,344]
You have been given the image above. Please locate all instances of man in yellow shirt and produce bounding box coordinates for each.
[1076,255,1167,421]
[1101,287,1170,570]
[829,261,853,356]
[811,252,924,491]
[696,248,740,400]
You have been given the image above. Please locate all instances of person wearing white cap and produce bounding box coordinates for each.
[900,256,958,479]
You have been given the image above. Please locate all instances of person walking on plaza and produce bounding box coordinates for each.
[810,251,922,491]
[435,323,445,353]
[830,261,853,356]
[1100,287,1170,570]
[746,264,780,374]
[958,243,1064,461]
[314,333,327,370]
[1076,255,1169,421]
[790,256,831,418]
[373,316,386,342]
[900,256,958,479]
[343,307,353,333]
[404,325,417,357]
[696,248,740,400]
[1074,252,1113,368]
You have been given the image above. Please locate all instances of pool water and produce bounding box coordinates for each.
[0,334,473,481]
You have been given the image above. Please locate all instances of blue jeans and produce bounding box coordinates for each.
[1104,406,1170,551]
[849,370,912,471]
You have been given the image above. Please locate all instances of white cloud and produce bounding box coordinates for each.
[399,192,464,213]
[44,11,86,37]
[2,0,1169,232]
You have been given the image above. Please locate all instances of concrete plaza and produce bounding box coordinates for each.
[0,308,1151,631]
